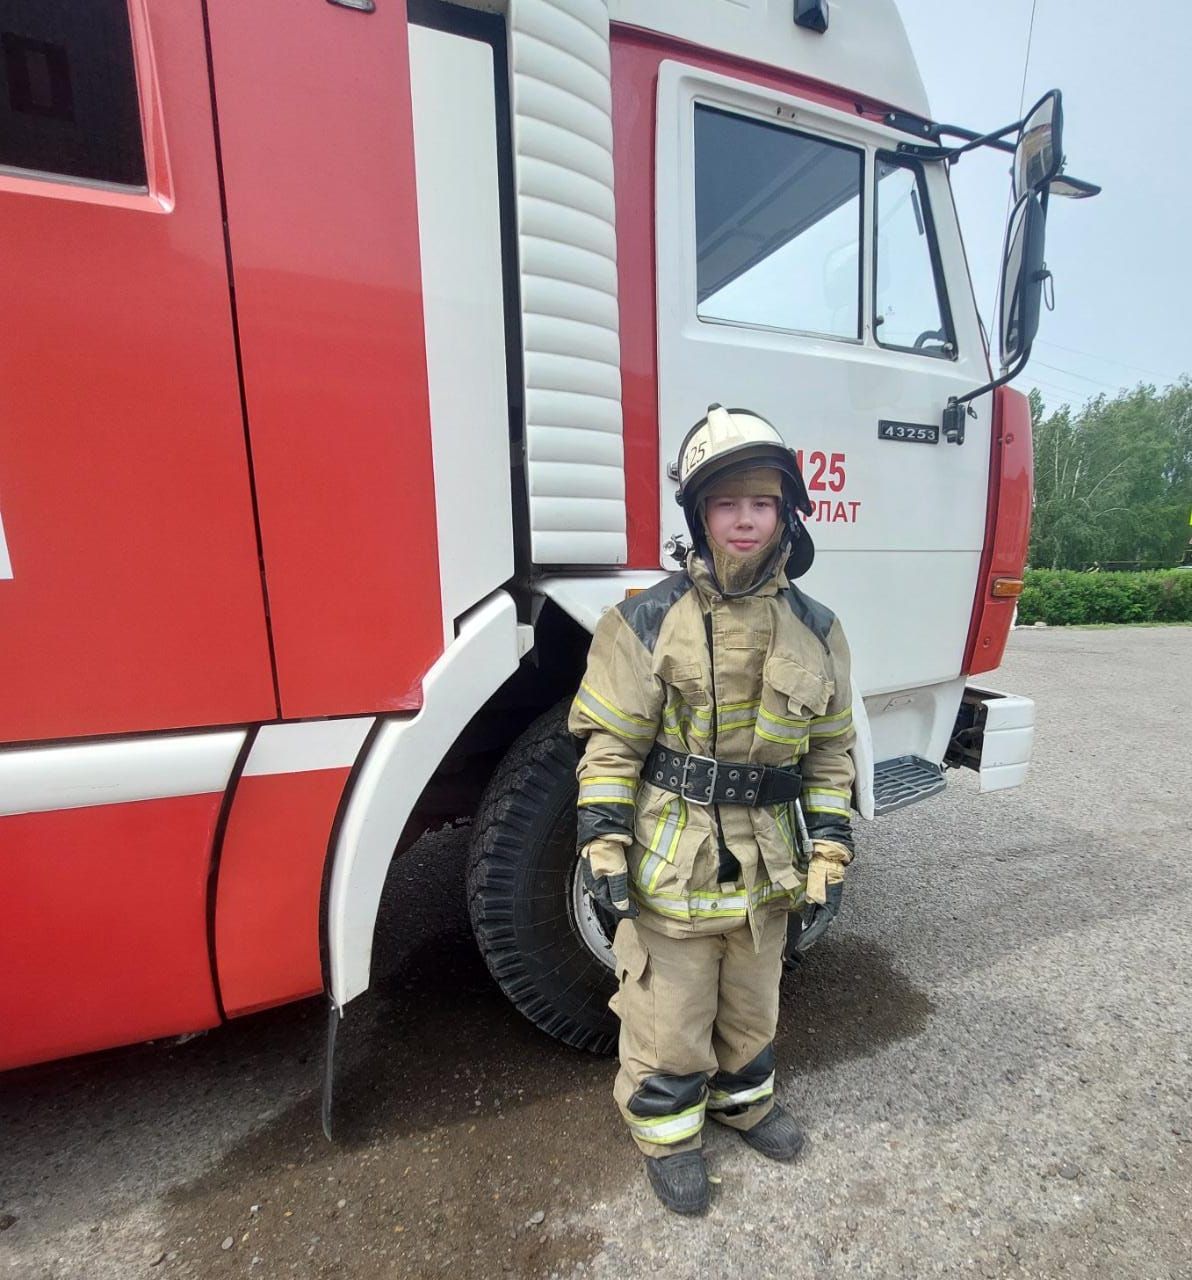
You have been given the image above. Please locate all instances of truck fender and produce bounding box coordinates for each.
[324,590,522,1011]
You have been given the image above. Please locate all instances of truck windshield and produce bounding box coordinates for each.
[694,104,863,340]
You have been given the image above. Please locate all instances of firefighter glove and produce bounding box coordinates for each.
[580,837,638,919]
[795,839,851,954]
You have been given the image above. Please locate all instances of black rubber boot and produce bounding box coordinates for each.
[739,1104,805,1161]
[644,1149,711,1215]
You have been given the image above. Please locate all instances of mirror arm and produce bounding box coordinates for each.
[890,114,1020,162]
[941,342,1037,445]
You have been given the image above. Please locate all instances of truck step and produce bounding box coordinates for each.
[872,755,946,815]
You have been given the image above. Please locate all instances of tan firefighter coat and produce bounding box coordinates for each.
[569,553,856,946]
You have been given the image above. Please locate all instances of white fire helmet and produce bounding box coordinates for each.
[674,404,815,579]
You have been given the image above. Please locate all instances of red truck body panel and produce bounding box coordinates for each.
[205,0,442,719]
[0,0,276,745]
[214,767,352,1018]
[964,386,1034,675]
[0,793,224,1071]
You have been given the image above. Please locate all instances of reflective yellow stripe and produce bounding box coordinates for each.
[774,805,798,857]
[663,699,711,740]
[635,798,688,891]
[662,801,687,861]
[573,684,655,741]
[756,706,809,746]
[632,879,799,920]
[625,1100,706,1145]
[760,704,809,728]
[755,882,802,908]
[810,706,853,738]
[707,1072,775,1110]
[717,700,759,732]
[578,777,637,806]
[717,707,759,733]
[804,787,851,815]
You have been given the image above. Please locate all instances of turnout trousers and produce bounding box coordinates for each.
[610,911,787,1156]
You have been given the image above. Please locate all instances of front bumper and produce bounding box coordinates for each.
[946,686,1036,792]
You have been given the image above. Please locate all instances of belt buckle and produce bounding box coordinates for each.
[680,753,718,806]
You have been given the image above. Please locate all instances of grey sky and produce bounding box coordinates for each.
[897,0,1191,412]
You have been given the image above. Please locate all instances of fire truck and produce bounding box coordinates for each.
[0,0,1095,1078]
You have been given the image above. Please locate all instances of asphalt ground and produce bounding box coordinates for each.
[2,625,1190,1280]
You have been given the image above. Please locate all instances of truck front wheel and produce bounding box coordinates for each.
[466,702,619,1055]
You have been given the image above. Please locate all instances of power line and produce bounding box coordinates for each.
[1024,381,1092,406]
[1020,373,1100,403]
[1016,0,1039,117]
[990,0,1040,323]
[1022,365,1113,397]
[1034,338,1183,386]
[1032,360,1133,392]
[1031,377,1101,399]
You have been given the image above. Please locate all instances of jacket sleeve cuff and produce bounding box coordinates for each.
[810,837,853,866]
[803,811,854,856]
[577,805,635,853]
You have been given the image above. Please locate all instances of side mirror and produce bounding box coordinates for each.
[999,191,1048,371]
[1014,90,1063,198]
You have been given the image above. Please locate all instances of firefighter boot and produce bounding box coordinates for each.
[644,1149,711,1215]
[739,1104,805,1161]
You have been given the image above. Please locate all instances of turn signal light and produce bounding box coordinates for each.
[991,577,1025,598]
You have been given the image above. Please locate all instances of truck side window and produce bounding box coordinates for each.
[873,156,953,356]
[694,104,863,341]
[1,0,146,187]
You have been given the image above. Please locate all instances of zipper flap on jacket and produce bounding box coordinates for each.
[704,611,742,884]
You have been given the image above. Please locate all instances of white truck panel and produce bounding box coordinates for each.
[242,719,375,779]
[328,591,522,1007]
[409,24,515,641]
[609,0,930,118]
[0,732,245,818]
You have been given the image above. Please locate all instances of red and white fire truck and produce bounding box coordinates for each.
[0,0,1095,1076]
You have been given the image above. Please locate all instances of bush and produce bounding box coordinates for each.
[1016,569,1192,626]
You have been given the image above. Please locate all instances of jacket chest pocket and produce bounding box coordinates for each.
[657,656,710,706]
[657,657,713,746]
[757,654,833,756]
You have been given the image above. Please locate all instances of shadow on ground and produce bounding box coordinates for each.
[2,825,934,1280]
[156,860,933,1277]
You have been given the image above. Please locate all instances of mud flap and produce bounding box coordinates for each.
[321,999,341,1141]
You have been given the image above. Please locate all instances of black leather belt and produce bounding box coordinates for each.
[645,746,802,807]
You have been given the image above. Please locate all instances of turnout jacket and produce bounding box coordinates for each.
[569,554,855,946]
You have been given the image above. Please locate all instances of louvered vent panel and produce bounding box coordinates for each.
[509,0,626,564]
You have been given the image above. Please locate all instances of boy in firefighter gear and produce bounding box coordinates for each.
[569,405,856,1215]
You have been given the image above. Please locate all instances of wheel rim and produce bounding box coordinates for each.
[570,860,616,972]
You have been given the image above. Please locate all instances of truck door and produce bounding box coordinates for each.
[0,0,276,744]
[654,62,994,698]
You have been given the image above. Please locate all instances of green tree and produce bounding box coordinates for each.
[1027,378,1192,569]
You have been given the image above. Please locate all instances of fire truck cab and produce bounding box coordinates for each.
[0,0,1090,1073]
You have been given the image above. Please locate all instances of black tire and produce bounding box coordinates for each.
[466,700,619,1054]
